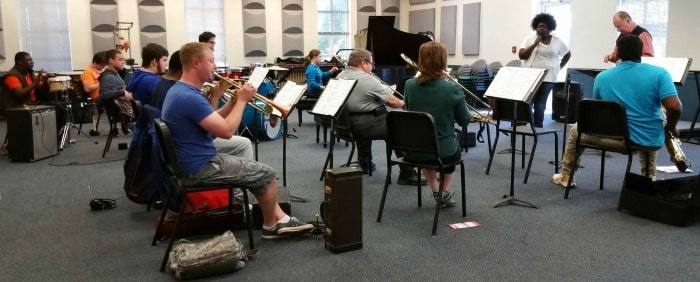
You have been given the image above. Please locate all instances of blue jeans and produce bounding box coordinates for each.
[531,82,554,127]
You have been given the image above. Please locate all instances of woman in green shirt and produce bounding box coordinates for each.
[404,42,471,207]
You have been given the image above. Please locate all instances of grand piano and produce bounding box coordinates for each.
[366,16,432,86]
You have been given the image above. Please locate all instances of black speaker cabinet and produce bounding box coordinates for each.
[552,81,582,123]
[6,105,58,162]
[322,167,363,254]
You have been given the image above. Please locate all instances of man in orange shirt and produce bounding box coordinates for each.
[80,51,107,136]
[3,52,48,108]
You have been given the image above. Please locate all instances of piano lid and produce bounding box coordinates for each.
[366,16,432,66]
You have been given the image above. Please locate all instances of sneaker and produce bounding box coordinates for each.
[261,217,313,240]
[397,171,427,186]
[89,130,100,136]
[552,174,576,188]
[433,191,456,207]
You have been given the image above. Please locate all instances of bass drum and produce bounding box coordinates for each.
[240,101,282,140]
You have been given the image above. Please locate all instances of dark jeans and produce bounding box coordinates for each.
[349,113,411,173]
[530,82,554,127]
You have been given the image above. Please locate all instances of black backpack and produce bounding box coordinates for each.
[123,104,176,209]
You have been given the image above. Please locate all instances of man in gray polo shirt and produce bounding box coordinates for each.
[337,48,425,185]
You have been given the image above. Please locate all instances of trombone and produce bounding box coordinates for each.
[333,55,405,100]
[399,53,493,125]
[204,72,291,119]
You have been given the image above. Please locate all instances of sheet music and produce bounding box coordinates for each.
[641,57,692,85]
[311,79,357,117]
[248,67,269,88]
[270,83,307,117]
[484,67,546,102]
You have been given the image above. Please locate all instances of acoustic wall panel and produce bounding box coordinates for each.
[409,0,435,4]
[408,9,435,34]
[282,0,304,57]
[243,0,267,57]
[462,3,481,55]
[357,0,376,31]
[138,0,167,48]
[0,4,5,60]
[90,0,118,53]
[381,0,400,29]
[440,6,457,55]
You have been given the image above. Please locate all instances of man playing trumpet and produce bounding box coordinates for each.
[162,42,312,239]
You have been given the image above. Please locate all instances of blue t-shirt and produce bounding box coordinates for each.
[593,61,678,147]
[161,81,216,175]
[127,70,162,107]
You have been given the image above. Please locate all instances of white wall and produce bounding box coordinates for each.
[0,0,697,72]
[666,0,700,70]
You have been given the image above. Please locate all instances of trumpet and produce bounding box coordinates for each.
[333,55,405,100]
[205,72,291,119]
[399,53,493,125]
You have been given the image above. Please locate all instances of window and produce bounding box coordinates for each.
[184,0,226,66]
[17,0,71,71]
[317,0,350,60]
[619,0,669,57]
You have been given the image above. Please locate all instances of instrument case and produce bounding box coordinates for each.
[619,173,700,226]
[322,167,363,254]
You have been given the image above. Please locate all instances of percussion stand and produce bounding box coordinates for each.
[58,90,97,150]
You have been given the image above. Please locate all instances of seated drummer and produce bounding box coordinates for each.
[2,51,50,108]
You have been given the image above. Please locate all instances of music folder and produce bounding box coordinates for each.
[310,79,358,118]
[641,57,693,85]
[271,82,307,117]
[484,66,547,103]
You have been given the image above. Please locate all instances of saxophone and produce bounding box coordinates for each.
[662,107,691,172]
[665,130,691,172]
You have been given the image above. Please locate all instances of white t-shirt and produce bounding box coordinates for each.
[520,35,569,82]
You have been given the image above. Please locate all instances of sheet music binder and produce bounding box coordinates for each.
[484,67,547,103]
[641,57,693,85]
[310,79,358,118]
[271,82,307,117]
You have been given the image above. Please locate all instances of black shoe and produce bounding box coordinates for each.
[361,162,376,175]
[397,171,427,185]
[89,130,100,136]
[433,191,456,208]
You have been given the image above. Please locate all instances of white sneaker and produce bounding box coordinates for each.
[552,174,576,188]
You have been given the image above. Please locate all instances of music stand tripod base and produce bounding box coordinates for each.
[493,194,538,209]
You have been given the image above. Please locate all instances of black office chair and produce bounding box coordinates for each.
[376,111,466,236]
[485,98,559,183]
[151,119,255,272]
[319,107,363,180]
[564,100,661,199]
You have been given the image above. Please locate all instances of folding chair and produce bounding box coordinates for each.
[376,111,466,236]
[564,99,661,199]
[151,119,255,272]
[485,98,559,183]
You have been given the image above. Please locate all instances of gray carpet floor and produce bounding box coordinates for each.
[0,111,698,281]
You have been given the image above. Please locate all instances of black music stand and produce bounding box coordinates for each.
[484,67,547,209]
[272,82,310,202]
[310,79,358,178]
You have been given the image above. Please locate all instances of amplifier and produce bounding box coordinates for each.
[6,105,58,162]
[552,81,582,123]
[322,167,363,253]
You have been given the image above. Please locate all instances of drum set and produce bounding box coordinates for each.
[47,73,97,149]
